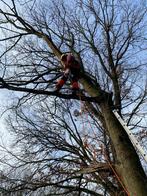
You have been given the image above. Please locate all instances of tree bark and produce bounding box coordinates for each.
[100,102,147,196]
[80,75,147,195]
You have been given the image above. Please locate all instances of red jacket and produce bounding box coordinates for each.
[63,54,80,70]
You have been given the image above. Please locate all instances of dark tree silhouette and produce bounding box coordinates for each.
[0,0,147,195]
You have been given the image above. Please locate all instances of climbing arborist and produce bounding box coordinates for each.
[55,53,80,94]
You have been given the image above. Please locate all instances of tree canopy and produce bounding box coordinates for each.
[0,0,147,195]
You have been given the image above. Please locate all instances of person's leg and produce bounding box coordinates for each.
[56,75,68,91]
[70,68,80,94]
[71,75,79,94]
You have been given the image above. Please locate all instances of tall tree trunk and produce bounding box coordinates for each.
[80,76,147,196]
[100,102,147,196]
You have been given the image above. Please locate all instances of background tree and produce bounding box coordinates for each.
[0,0,147,195]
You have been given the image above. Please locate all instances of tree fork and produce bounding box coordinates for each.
[34,30,147,195]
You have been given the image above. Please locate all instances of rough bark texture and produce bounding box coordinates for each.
[80,76,147,196]
[100,102,147,196]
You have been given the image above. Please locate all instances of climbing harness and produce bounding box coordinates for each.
[113,110,147,163]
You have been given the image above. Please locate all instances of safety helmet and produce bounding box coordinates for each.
[60,53,67,61]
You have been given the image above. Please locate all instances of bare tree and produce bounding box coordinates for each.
[0,0,147,195]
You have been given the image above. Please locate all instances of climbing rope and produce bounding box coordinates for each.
[77,93,130,195]
[102,145,130,196]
